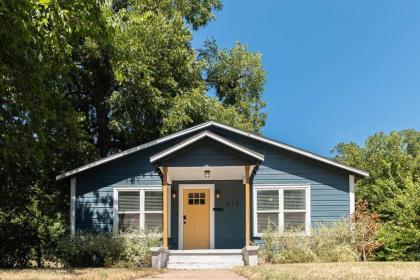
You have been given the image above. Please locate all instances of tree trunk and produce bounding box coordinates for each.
[90,52,114,158]
[95,97,111,158]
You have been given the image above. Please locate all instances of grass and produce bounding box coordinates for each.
[234,262,420,280]
[0,268,160,280]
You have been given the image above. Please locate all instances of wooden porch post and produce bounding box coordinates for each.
[162,166,168,249]
[245,165,251,246]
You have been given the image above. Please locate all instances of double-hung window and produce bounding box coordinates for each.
[115,188,163,233]
[253,185,310,236]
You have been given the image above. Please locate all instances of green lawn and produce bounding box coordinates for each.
[0,268,160,280]
[234,262,420,280]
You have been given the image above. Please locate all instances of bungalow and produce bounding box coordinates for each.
[56,121,368,269]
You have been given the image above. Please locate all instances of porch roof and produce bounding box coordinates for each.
[150,130,264,164]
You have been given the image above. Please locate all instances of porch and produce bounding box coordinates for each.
[150,131,263,268]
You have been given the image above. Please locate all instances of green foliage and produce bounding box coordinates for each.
[54,233,122,267]
[333,130,420,260]
[116,233,160,267]
[54,232,160,268]
[107,1,204,150]
[376,181,420,261]
[161,88,254,134]
[260,220,358,264]
[199,39,266,133]
[0,0,99,268]
[68,0,262,156]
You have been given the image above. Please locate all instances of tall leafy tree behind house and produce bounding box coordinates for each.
[0,0,266,267]
[67,0,266,157]
[161,39,266,135]
[198,39,266,133]
[333,130,420,260]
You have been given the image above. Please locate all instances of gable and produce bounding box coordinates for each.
[159,137,260,167]
[150,130,264,166]
[57,121,368,180]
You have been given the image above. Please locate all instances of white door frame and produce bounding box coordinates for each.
[178,184,215,250]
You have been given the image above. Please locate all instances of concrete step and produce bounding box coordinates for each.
[168,249,242,255]
[168,254,243,262]
[166,249,245,269]
[166,261,244,269]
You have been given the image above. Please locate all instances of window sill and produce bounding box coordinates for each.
[253,231,311,238]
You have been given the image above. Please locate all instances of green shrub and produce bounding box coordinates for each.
[375,182,420,261]
[260,219,358,263]
[54,231,160,267]
[115,232,160,267]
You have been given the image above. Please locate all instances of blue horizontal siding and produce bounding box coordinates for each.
[210,127,351,229]
[74,125,352,242]
[214,180,245,249]
[74,139,190,233]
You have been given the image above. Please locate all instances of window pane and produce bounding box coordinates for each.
[145,191,162,211]
[118,191,140,211]
[284,212,305,231]
[284,190,306,210]
[118,213,139,232]
[257,190,279,210]
[145,213,162,232]
[257,213,278,233]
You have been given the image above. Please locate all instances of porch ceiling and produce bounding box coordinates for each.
[166,166,253,183]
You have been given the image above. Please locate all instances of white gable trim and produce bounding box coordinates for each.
[150,130,264,164]
[210,122,369,177]
[57,121,368,180]
[56,122,215,180]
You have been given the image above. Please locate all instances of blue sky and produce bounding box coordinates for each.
[192,0,420,157]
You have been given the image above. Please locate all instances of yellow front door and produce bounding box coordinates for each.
[183,189,210,249]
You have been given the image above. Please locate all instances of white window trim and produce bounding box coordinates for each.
[70,177,76,235]
[349,175,355,216]
[253,184,311,237]
[113,186,170,237]
[178,184,215,250]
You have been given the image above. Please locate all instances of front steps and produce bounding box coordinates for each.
[166,249,244,269]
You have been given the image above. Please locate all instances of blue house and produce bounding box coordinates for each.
[56,121,368,268]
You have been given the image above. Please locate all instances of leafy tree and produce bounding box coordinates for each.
[0,0,99,267]
[333,130,420,260]
[67,0,224,156]
[376,180,420,260]
[198,39,266,133]
[161,88,254,134]
[67,0,265,157]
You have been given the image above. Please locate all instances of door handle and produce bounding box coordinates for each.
[183,215,186,224]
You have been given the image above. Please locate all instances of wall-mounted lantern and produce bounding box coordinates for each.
[204,170,211,178]
[216,190,221,199]
[171,190,177,199]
